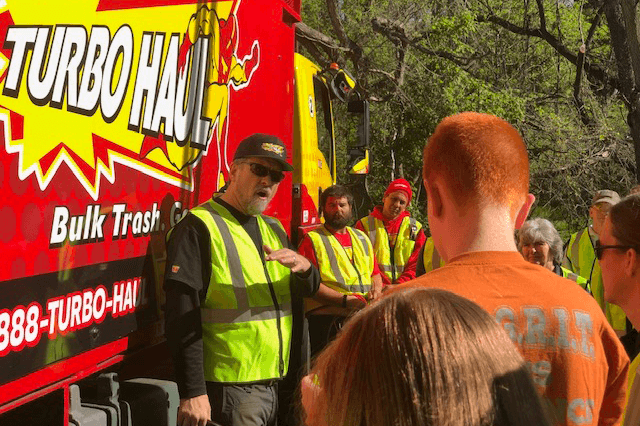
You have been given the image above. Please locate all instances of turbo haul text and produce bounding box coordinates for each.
[0,278,141,355]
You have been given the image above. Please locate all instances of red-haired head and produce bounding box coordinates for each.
[423,112,529,217]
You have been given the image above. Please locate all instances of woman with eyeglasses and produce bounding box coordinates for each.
[599,194,640,424]
[300,288,551,426]
[518,218,589,291]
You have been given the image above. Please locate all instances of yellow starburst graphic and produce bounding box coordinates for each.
[0,0,258,199]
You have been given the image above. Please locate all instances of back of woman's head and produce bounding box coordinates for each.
[306,288,548,426]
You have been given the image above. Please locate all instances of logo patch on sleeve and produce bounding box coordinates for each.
[172,265,180,273]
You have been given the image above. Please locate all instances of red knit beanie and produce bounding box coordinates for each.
[384,178,412,204]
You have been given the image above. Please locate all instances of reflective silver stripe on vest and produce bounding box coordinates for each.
[262,216,289,248]
[366,216,377,246]
[379,264,404,275]
[380,218,415,278]
[379,264,393,273]
[567,272,579,282]
[202,203,249,310]
[353,231,370,257]
[318,231,347,287]
[352,231,372,292]
[317,231,372,293]
[201,301,293,323]
[199,203,290,324]
[570,228,585,270]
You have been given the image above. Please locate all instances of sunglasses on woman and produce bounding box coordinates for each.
[594,239,638,260]
[246,162,285,183]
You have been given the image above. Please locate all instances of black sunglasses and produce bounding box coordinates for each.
[246,162,285,183]
[594,240,638,260]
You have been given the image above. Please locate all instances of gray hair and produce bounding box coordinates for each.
[517,218,564,265]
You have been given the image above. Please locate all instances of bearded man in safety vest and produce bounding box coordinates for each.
[164,134,320,426]
[298,185,384,357]
[563,189,628,336]
[355,178,426,285]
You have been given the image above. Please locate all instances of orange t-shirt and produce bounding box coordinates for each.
[393,251,629,426]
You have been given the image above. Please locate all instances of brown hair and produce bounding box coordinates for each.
[305,288,549,426]
[609,194,640,247]
[423,112,529,216]
[319,185,354,216]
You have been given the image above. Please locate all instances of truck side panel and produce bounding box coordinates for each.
[0,0,296,405]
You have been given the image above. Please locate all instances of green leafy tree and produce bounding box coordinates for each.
[297,0,638,238]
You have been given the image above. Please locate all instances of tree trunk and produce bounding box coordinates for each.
[605,0,640,183]
[620,0,640,183]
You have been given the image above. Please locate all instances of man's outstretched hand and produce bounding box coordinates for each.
[264,245,311,273]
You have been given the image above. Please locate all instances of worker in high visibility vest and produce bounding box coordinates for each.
[598,194,640,425]
[518,217,589,291]
[563,189,628,336]
[164,134,320,426]
[416,236,446,276]
[355,178,426,285]
[298,185,383,357]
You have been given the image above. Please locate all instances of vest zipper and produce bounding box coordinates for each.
[389,236,396,282]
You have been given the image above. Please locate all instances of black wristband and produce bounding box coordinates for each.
[342,294,347,308]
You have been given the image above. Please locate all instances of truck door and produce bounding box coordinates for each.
[292,54,335,244]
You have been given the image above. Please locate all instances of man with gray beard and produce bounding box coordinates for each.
[298,185,383,357]
[164,134,320,426]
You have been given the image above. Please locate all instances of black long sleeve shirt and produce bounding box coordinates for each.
[164,198,319,398]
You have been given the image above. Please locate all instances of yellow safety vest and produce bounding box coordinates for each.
[622,353,640,426]
[305,226,374,310]
[560,266,589,292]
[563,227,627,332]
[358,215,421,282]
[188,199,293,383]
[422,237,445,273]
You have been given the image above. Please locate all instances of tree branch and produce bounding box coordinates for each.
[476,13,618,92]
[531,150,617,180]
[295,22,352,66]
[535,0,547,32]
[365,17,412,100]
[573,6,604,126]
[372,17,484,80]
[573,49,591,125]
[325,0,363,70]
[326,0,349,47]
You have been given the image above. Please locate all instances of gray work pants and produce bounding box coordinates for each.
[206,381,278,426]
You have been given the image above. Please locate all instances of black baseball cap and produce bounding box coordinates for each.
[233,133,294,171]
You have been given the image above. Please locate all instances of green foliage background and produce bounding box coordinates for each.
[299,0,638,240]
